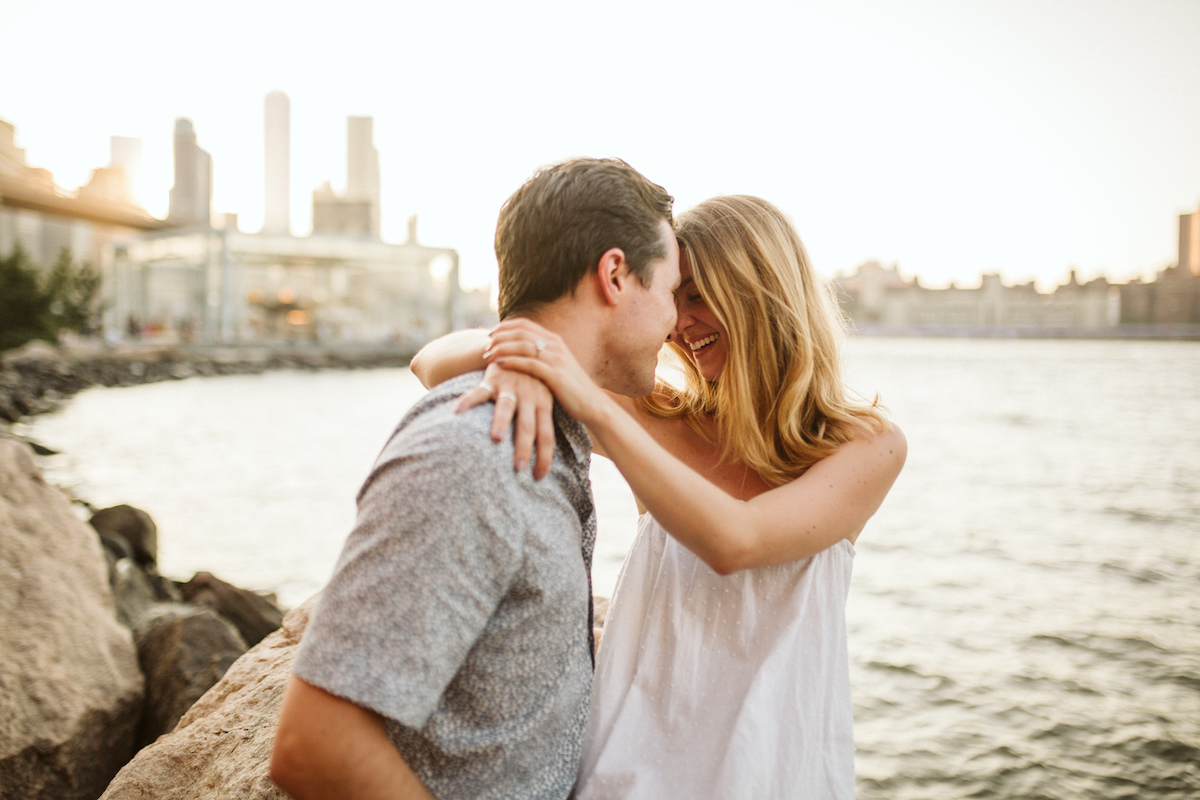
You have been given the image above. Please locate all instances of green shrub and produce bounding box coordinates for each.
[0,244,102,352]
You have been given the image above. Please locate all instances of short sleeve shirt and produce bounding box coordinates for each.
[294,372,596,800]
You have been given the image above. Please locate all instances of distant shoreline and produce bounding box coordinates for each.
[848,323,1200,340]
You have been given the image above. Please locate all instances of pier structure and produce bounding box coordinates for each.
[109,220,463,347]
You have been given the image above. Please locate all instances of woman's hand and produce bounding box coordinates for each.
[456,361,557,480]
[483,319,609,428]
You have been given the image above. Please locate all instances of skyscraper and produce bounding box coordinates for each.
[346,116,380,238]
[1180,206,1200,277]
[109,135,141,204]
[264,91,291,235]
[168,118,212,227]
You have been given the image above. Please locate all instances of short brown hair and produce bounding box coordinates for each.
[495,158,674,318]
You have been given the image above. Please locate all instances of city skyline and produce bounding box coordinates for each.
[2,0,1198,291]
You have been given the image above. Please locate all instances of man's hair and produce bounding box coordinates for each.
[495,158,674,319]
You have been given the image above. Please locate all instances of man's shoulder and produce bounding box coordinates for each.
[379,372,508,469]
[397,371,494,436]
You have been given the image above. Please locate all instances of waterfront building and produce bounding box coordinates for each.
[346,116,381,238]
[311,181,374,237]
[834,261,1118,333]
[167,118,212,228]
[110,215,468,346]
[1119,203,1200,325]
[263,91,290,236]
[0,117,161,275]
[110,108,480,344]
[1179,205,1200,277]
[109,136,142,204]
[2,112,493,346]
[1118,264,1200,325]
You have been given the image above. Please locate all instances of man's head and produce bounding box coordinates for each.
[494,158,679,397]
[495,158,674,319]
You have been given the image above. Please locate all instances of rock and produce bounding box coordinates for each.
[100,596,318,800]
[0,438,143,800]
[178,572,284,648]
[90,505,158,568]
[1,339,64,367]
[109,557,164,629]
[101,532,135,563]
[108,557,184,630]
[134,605,248,748]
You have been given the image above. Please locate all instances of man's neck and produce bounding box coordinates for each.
[518,304,605,386]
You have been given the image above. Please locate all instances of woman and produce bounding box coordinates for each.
[414,195,905,798]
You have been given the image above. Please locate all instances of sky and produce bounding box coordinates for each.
[2,0,1199,292]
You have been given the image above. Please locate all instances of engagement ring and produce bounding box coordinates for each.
[535,340,547,355]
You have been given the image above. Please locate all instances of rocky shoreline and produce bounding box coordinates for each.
[1,429,612,799]
[0,438,289,798]
[0,338,418,425]
[0,342,400,798]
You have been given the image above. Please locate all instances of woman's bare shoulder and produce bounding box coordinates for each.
[817,419,907,480]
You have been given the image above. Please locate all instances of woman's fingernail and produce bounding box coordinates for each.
[483,349,493,359]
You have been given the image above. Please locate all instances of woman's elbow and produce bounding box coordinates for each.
[704,540,751,576]
[409,350,433,388]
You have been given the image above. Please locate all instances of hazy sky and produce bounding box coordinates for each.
[3,0,1198,291]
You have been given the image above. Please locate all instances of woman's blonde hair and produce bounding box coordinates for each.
[644,195,887,486]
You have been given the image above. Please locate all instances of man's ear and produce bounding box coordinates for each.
[595,247,628,307]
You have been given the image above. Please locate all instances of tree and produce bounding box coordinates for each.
[0,245,103,351]
[0,243,54,351]
[44,247,102,336]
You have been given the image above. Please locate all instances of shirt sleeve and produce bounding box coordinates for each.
[293,401,528,728]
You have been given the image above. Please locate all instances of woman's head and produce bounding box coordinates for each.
[671,195,839,386]
[655,195,885,483]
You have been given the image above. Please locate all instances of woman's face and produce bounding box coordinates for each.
[672,253,728,381]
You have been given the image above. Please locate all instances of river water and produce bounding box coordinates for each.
[17,337,1200,798]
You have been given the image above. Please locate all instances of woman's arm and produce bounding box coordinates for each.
[410,328,559,479]
[485,320,907,574]
[410,329,490,388]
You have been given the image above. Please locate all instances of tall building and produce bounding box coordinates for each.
[76,135,142,206]
[346,116,380,237]
[1179,205,1200,277]
[167,118,212,227]
[110,135,142,203]
[263,91,290,235]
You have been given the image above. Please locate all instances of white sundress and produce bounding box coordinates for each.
[575,513,857,799]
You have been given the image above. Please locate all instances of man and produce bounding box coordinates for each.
[270,158,680,800]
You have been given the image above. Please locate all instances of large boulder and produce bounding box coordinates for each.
[0,438,143,800]
[178,571,284,647]
[133,605,248,748]
[89,505,158,568]
[100,597,317,800]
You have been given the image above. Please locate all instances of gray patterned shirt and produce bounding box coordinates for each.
[294,372,596,800]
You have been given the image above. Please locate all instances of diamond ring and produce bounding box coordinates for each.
[535,340,547,355]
